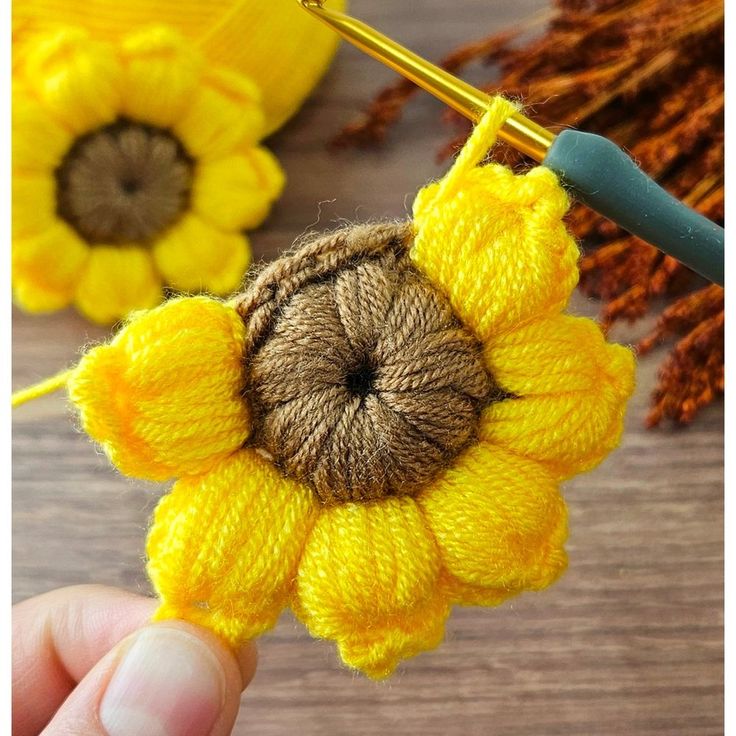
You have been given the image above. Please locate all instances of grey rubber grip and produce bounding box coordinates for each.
[543,129,724,285]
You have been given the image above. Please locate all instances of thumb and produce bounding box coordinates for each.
[42,621,257,736]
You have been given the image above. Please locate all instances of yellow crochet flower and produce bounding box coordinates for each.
[13,26,285,324]
[67,102,635,678]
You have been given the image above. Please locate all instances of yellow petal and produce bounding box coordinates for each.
[73,245,162,325]
[12,83,73,171]
[12,221,89,312]
[173,67,264,159]
[192,147,285,231]
[481,314,636,480]
[12,171,57,239]
[67,295,250,481]
[119,26,203,128]
[148,449,318,647]
[419,443,568,592]
[295,496,448,679]
[153,213,249,296]
[22,27,123,134]
[412,164,579,340]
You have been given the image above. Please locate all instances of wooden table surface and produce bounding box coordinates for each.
[12,1,724,733]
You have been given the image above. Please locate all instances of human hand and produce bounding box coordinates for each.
[12,585,257,736]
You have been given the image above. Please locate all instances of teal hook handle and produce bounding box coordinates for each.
[543,130,724,285]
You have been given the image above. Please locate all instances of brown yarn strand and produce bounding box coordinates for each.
[333,0,724,426]
[236,223,498,505]
[56,118,193,244]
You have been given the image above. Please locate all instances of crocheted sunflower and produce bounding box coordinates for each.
[12,26,284,324]
[67,105,635,678]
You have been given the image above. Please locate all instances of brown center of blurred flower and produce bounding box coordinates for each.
[55,119,193,245]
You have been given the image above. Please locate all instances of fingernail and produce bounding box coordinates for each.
[100,626,225,736]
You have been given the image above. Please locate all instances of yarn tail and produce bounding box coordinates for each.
[11,367,74,407]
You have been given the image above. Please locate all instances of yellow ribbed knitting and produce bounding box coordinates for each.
[61,97,636,679]
[13,0,345,134]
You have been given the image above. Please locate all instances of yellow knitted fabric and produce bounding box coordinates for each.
[65,98,636,679]
[13,0,345,135]
[13,26,285,323]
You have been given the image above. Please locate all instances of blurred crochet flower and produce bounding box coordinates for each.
[67,106,635,678]
[13,26,285,324]
[13,0,346,136]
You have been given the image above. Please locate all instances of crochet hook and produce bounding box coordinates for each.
[299,0,724,286]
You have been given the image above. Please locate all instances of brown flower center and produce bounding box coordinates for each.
[55,119,193,245]
[237,222,498,505]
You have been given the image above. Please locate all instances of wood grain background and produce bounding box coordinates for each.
[12,1,724,733]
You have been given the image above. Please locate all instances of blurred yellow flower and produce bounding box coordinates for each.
[13,26,285,324]
[13,0,346,135]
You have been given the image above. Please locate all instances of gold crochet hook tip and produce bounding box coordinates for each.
[298,0,555,161]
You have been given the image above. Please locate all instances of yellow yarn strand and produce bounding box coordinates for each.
[11,367,74,408]
[432,96,520,199]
